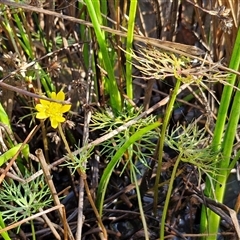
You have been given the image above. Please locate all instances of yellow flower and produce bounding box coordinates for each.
[35,91,71,129]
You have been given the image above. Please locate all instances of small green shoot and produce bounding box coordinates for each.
[0,144,29,167]
[0,171,51,239]
[0,213,11,240]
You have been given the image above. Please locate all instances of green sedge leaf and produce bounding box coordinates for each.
[0,103,11,129]
[0,144,29,166]
[0,213,11,240]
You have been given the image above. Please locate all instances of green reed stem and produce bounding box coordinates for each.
[125,0,137,101]
[85,0,122,113]
[200,26,240,239]
[153,78,181,216]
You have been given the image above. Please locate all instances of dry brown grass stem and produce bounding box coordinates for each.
[36,148,74,240]
[0,125,38,184]
[0,204,66,234]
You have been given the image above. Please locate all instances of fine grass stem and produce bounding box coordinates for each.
[131,163,149,240]
[160,152,183,239]
[153,78,181,215]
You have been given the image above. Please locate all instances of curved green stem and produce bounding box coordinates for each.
[153,78,182,215]
[131,164,149,240]
[160,152,183,239]
[96,121,161,215]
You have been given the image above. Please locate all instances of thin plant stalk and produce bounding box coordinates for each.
[160,152,183,239]
[125,0,137,101]
[84,0,122,113]
[39,207,61,239]
[131,163,149,240]
[200,26,240,238]
[57,124,108,239]
[36,148,73,240]
[13,12,34,59]
[40,120,50,163]
[30,220,36,240]
[76,59,92,240]
[99,0,108,27]
[153,78,182,214]
[1,10,21,56]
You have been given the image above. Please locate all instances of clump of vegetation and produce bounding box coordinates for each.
[0,0,240,239]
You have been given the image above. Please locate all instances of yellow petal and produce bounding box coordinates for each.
[35,104,47,112]
[55,115,65,122]
[50,118,58,128]
[56,91,65,101]
[36,112,48,119]
[61,104,71,113]
[39,99,50,106]
[51,92,57,99]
